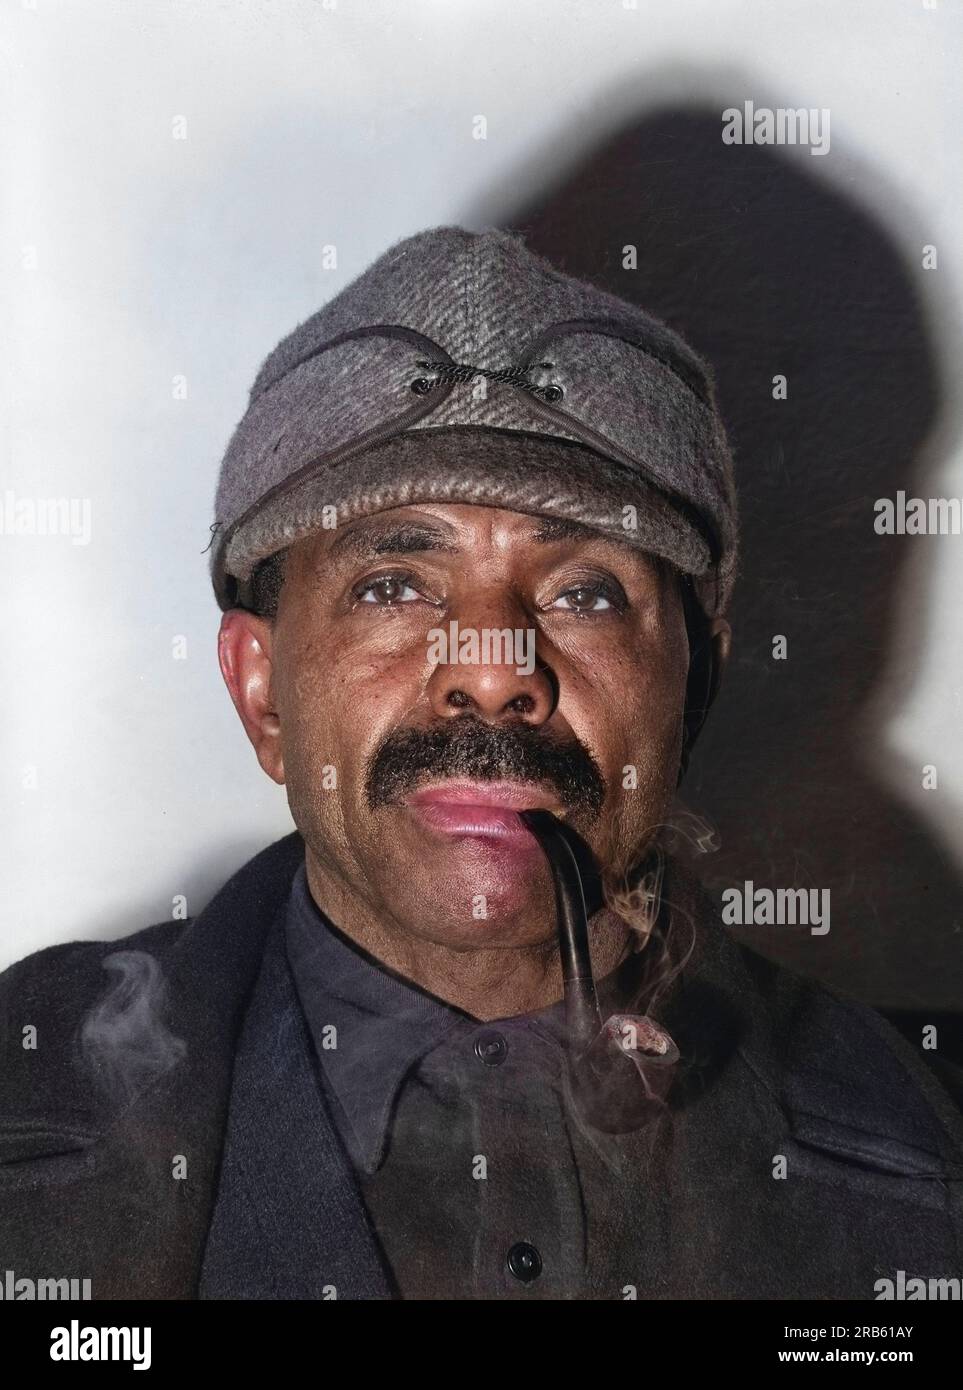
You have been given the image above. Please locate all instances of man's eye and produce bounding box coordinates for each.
[354,573,424,605]
[550,584,617,613]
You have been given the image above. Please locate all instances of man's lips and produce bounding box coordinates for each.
[403,781,561,845]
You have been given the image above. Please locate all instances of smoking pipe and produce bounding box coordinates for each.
[518,808,679,1134]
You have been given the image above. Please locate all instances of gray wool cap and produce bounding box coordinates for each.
[210,225,738,616]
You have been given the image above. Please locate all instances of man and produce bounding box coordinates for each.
[1,226,960,1301]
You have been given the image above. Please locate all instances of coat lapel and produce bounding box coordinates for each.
[198,908,393,1299]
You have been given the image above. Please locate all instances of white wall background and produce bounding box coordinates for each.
[2,0,961,971]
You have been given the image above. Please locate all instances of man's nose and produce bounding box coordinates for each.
[424,595,557,724]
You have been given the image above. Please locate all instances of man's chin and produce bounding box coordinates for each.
[387,812,555,934]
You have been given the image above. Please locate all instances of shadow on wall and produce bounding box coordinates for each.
[491,104,960,1011]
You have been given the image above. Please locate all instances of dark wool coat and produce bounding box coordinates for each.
[0,832,960,1300]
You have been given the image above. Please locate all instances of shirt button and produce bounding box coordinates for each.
[506,1242,542,1284]
[473,1030,508,1066]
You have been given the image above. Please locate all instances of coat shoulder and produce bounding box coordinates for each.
[0,832,305,1149]
[728,935,963,1174]
[668,862,963,1176]
[0,917,191,1016]
[0,918,191,1130]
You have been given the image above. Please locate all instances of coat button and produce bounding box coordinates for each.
[506,1242,542,1283]
[473,1030,508,1066]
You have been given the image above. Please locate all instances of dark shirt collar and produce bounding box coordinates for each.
[284,859,645,1174]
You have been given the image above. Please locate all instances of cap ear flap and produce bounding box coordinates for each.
[677,579,727,785]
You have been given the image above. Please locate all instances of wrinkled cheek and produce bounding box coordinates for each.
[603,709,683,868]
[278,697,346,831]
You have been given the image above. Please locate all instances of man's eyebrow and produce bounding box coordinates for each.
[326,520,461,567]
[529,514,665,577]
[529,516,625,550]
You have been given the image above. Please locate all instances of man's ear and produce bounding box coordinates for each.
[217,609,285,785]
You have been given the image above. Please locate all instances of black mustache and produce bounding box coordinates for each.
[365,715,606,820]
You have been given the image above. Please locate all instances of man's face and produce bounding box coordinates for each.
[221,503,690,950]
